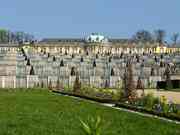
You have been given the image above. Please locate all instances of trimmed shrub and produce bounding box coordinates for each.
[26,59,31,66]
[48,79,53,90]
[80,57,84,62]
[110,68,115,76]
[53,56,56,62]
[60,60,64,67]
[29,66,35,75]
[71,67,76,76]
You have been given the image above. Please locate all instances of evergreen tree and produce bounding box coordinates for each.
[21,48,25,55]
[24,55,27,61]
[96,54,98,59]
[120,53,123,59]
[29,66,35,75]
[93,60,96,67]
[60,60,64,67]
[80,57,84,63]
[71,67,76,76]
[53,56,56,62]
[65,51,67,55]
[111,68,115,76]
[151,67,155,76]
[109,57,111,63]
[47,53,50,58]
[48,79,53,90]
[154,56,158,63]
[26,59,31,66]
[72,54,74,58]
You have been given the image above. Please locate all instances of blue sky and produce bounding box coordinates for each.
[0,0,180,40]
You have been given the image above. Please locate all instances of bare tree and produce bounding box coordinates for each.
[133,30,153,43]
[154,29,166,45]
[171,33,179,46]
[123,60,137,102]
[73,75,81,94]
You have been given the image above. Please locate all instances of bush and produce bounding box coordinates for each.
[142,93,154,109]
[64,85,73,92]
[80,85,94,96]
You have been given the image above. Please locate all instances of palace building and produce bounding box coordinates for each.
[21,33,180,55]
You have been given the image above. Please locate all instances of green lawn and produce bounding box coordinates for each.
[0,89,179,135]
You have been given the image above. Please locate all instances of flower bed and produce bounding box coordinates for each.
[115,102,180,121]
[52,90,116,104]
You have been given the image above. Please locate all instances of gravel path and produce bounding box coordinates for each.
[137,90,180,104]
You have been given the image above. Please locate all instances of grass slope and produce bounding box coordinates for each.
[0,90,179,135]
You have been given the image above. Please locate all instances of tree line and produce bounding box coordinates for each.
[0,28,179,45]
[132,29,179,45]
[0,28,35,43]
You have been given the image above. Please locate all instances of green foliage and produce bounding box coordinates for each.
[80,116,102,135]
[79,85,121,101]
[64,85,73,92]
[141,93,156,109]
[0,29,35,43]
[137,93,179,115]
[112,90,123,101]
